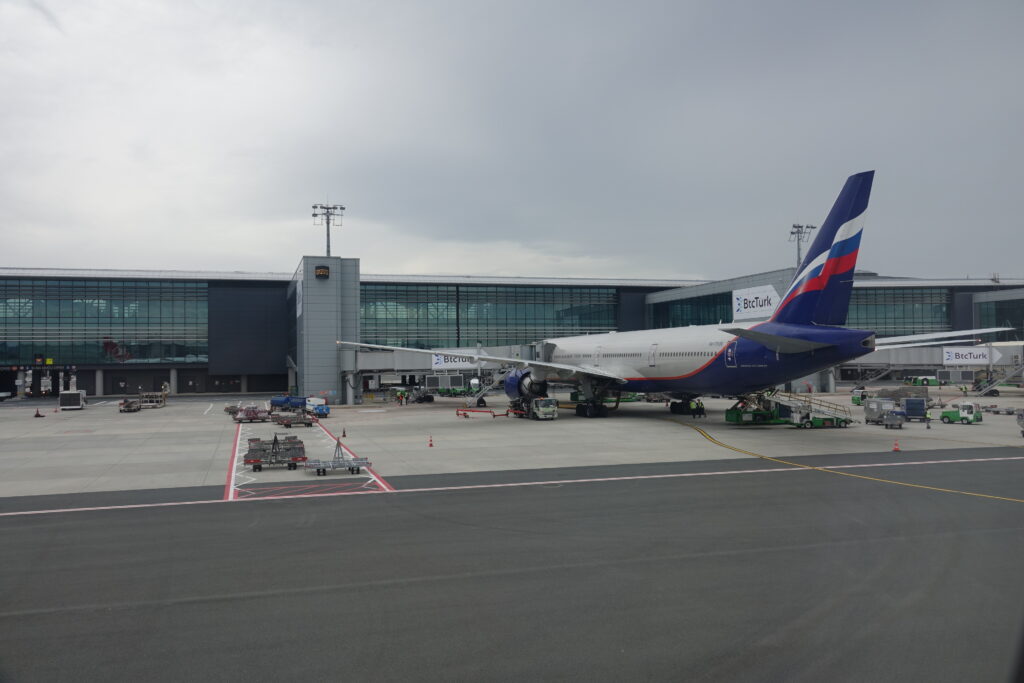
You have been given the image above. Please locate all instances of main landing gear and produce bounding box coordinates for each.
[575,402,609,418]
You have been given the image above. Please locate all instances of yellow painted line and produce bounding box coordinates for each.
[670,420,1024,504]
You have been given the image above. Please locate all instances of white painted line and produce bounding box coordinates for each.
[2,455,1022,518]
[93,400,109,406]
[203,403,213,415]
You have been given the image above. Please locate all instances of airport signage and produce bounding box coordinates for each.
[314,265,330,279]
[431,353,478,370]
[732,285,779,320]
[942,346,1002,365]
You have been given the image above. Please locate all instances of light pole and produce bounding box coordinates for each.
[789,224,817,269]
[312,203,345,257]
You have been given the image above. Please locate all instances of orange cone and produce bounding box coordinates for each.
[428,435,434,448]
[892,440,901,452]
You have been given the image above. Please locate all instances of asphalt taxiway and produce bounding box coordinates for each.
[1,391,1023,681]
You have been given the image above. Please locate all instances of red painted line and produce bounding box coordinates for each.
[316,422,396,492]
[223,423,242,501]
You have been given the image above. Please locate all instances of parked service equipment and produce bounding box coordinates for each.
[851,389,870,406]
[234,405,270,423]
[1016,410,1024,438]
[58,390,87,410]
[305,438,371,476]
[863,398,897,425]
[244,433,308,472]
[901,397,928,422]
[223,404,240,416]
[940,402,982,425]
[883,410,907,429]
[273,412,315,428]
[0,391,12,402]
[139,392,166,409]
[119,398,141,413]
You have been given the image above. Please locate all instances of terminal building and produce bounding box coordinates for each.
[2,259,1022,400]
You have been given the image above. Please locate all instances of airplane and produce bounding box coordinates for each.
[339,171,1008,417]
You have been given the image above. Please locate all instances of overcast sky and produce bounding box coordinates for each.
[1,0,1021,281]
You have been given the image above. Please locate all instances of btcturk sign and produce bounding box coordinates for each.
[732,285,780,321]
[942,346,1001,366]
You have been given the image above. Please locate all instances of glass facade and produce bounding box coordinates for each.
[0,279,208,366]
[977,299,1024,342]
[846,287,950,336]
[361,284,618,348]
[650,292,732,328]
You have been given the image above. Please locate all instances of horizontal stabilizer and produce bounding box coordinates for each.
[720,328,835,353]
[875,327,1012,345]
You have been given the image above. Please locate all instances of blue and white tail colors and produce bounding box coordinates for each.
[771,171,874,326]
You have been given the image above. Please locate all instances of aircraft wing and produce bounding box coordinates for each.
[336,341,628,383]
[874,327,1012,349]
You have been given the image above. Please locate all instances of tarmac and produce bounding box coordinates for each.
[1,386,1023,681]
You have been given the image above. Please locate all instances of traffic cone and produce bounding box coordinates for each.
[892,440,901,452]
[428,434,434,447]
[342,428,347,438]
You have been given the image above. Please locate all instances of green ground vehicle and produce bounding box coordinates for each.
[725,400,791,425]
[939,402,982,424]
[791,413,853,428]
[904,376,941,386]
[851,389,870,406]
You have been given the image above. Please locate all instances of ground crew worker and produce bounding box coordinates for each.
[696,399,706,418]
[688,398,697,416]
[926,408,932,429]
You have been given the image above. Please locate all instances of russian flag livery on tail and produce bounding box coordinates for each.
[772,171,873,326]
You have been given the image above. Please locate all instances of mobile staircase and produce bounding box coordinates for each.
[771,391,855,427]
[972,363,1024,397]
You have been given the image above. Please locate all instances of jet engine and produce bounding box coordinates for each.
[504,368,548,400]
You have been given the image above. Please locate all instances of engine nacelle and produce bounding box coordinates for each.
[504,368,548,400]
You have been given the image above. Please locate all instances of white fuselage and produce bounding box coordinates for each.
[543,323,752,383]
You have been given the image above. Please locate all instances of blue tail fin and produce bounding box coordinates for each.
[771,171,874,326]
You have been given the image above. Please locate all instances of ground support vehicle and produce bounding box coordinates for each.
[901,397,928,422]
[304,438,370,476]
[851,389,871,406]
[904,376,941,386]
[863,398,897,425]
[725,398,791,425]
[509,396,560,419]
[119,399,141,413]
[772,392,853,429]
[273,412,315,428]
[234,406,270,423]
[793,414,852,428]
[883,410,907,429]
[1016,410,1024,437]
[244,434,307,472]
[58,390,87,410]
[940,402,983,425]
[224,404,240,417]
[139,392,166,409]
[0,391,11,402]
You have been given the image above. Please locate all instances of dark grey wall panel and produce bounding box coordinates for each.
[208,282,289,375]
[617,290,654,332]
